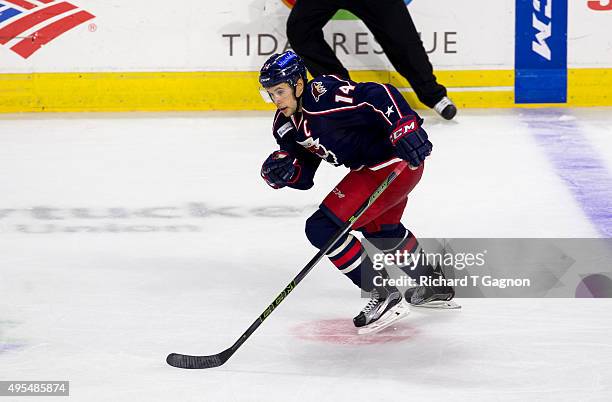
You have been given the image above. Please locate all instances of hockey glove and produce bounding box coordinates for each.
[261,150,301,189]
[389,116,432,168]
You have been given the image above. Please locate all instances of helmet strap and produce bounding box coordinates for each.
[291,76,305,102]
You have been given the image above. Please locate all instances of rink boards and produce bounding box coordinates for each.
[1,68,611,113]
[0,0,611,111]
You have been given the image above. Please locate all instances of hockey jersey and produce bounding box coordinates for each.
[271,74,424,189]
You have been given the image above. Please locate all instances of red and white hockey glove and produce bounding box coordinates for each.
[389,116,432,168]
[261,150,301,189]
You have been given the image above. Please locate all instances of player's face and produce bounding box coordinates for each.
[266,83,298,117]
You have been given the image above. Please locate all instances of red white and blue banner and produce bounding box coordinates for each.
[0,0,94,58]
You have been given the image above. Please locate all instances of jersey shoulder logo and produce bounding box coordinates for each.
[311,81,327,102]
[277,122,293,138]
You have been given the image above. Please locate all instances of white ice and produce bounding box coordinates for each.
[1,109,612,401]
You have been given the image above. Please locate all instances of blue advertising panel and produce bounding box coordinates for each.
[515,0,568,103]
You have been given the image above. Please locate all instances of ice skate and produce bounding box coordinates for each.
[405,286,460,309]
[354,287,410,335]
[405,265,461,309]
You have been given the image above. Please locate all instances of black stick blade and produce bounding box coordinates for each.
[166,352,227,369]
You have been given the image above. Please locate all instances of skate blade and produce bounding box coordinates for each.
[411,300,461,309]
[357,301,410,335]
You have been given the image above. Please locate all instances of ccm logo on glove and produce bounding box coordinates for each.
[388,115,432,168]
[389,117,418,145]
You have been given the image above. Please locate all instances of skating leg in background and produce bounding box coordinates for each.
[285,0,348,78]
[286,0,457,119]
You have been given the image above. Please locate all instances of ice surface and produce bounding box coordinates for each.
[1,109,611,401]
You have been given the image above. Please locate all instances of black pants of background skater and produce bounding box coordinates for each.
[286,0,447,108]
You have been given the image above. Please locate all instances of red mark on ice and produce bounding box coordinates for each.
[290,318,417,345]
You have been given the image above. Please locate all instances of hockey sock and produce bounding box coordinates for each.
[326,234,381,292]
[305,209,383,291]
[392,230,436,280]
[364,225,435,281]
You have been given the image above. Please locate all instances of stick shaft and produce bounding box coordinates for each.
[167,161,408,368]
[227,161,408,357]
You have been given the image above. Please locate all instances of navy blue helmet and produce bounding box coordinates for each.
[259,51,307,88]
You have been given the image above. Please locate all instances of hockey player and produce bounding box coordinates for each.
[259,51,455,333]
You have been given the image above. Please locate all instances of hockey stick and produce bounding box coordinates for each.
[166,161,409,369]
